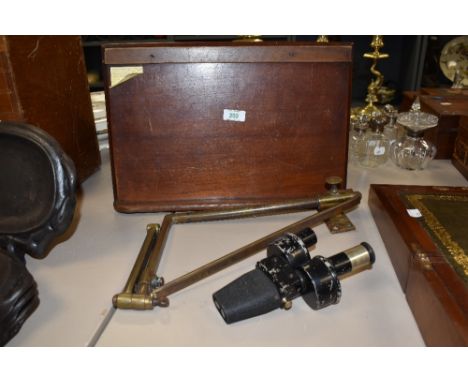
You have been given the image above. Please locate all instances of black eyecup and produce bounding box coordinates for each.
[212,269,282,324]
[297,227,317,248]
[360,242,376,264]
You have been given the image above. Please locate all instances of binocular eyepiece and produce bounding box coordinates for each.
[213,228,375,324]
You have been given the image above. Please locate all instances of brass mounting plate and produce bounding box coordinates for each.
[326,213,356,234]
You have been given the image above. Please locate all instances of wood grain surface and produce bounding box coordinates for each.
[0,36,100,182]
[105,43,352,212]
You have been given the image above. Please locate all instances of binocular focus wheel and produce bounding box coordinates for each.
[0,252,39,346]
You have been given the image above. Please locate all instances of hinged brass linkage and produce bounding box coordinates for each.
[113,181,362,310]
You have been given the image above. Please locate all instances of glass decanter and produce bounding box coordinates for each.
[359,112,389,168]
[382,104,398,145]
[390,108,438,170]
[349,114,369,164]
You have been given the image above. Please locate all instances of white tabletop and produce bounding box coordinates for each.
[8,151,468,346]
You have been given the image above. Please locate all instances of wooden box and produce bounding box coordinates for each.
[103,42,352,212]
[452,116,468,180]
[0,36,100,183]
[369,184,468,346]
[400,88,468,159]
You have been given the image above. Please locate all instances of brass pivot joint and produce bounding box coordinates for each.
[112,293,154,310]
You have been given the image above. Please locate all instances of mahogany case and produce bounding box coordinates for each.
[369,184,468,346]
[103,42,353,212]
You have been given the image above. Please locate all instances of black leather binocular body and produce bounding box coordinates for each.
[213,228,375,324]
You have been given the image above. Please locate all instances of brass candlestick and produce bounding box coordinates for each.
[233,35,263,42]
[362,35,389,115]
[352,35,390,119]
[316,35,329,43]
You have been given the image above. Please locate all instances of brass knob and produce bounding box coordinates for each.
[325,176,343,194]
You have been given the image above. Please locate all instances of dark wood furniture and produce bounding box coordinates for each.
[0,36,100,183]
[103,42,353,212]
[400,88,468,159]
[453,116,468,180]
[369,184,468,346]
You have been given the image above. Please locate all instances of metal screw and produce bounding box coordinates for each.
[282,298,293,310]
[150,276,165,289]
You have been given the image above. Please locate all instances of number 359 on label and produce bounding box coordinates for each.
[223,109,246,122]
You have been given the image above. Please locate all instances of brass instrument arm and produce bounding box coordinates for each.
[114,198,324,309]
[123,223,160,294]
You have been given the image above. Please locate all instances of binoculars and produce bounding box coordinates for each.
[213,228,375,324]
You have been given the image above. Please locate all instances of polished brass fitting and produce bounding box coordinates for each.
[113,293,154,310]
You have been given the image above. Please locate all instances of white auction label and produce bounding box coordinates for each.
[407,208,422,218]
[374,146,386,156]
[223,109,246,122]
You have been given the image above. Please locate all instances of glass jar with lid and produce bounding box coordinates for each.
[390,108,438,170]
[358,112,389,168]
[349,114,369,164]
[382,104,399,145]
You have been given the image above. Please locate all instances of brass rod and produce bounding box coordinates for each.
[172,199,322,224]
[123,224,159,294]
[152,192,361,302]
[138,214,174,294]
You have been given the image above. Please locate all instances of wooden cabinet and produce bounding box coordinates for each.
[103,42,353,212]
[0,36,100,183]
